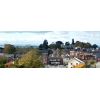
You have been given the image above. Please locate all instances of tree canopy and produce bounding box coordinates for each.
[16,49,44,68]
[4,44,16,54]
[75,41,92,48]
[92,44,98,49]
[72,39,75,45]
[56,41,63,49]
[39,40,48,50]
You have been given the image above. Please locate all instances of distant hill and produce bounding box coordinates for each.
[0,44,39,48]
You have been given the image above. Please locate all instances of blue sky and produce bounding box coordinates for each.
[0,31,100,46]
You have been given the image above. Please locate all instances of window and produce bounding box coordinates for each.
[76,63,78,65]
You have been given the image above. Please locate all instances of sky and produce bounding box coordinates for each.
[0,31,100,46]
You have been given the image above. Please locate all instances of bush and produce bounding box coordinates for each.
[90,61,96,65]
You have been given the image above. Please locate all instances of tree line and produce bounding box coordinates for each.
[1,39,98,54]
[39,39,98,50]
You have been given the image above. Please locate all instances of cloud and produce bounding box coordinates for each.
[0,31,100,45]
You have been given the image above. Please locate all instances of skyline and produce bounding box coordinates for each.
[0,31,100,46]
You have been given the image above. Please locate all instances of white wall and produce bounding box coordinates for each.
[68,60,82,68]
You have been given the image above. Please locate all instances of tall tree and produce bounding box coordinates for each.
[72,38,75,45]
[65,42,70,49]
[75,41,92,48]
[43,40,48,49]
[49,43,56,49]
[39,44,43,50]
[92,44,98,49]
[65,42,70,46]
[17,49,44,68]
[84,42,91,48]
[75,41,81,47]
[4,44,16,54]
[56,41,63,49]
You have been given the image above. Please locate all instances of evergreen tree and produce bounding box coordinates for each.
[43,40,48,49]
[72,39,75,45]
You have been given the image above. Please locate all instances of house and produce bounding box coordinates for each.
[47,48,63,65]
[75,46,81,51]
[0,53,4,56]
[70,50,95,61]
[51,49,61,57]
[48,57,63,65]
[78,53,95,60]
[70,50,78,57]
[61,54,70,65]
[94,52,100,62]
[68,57,85,68]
